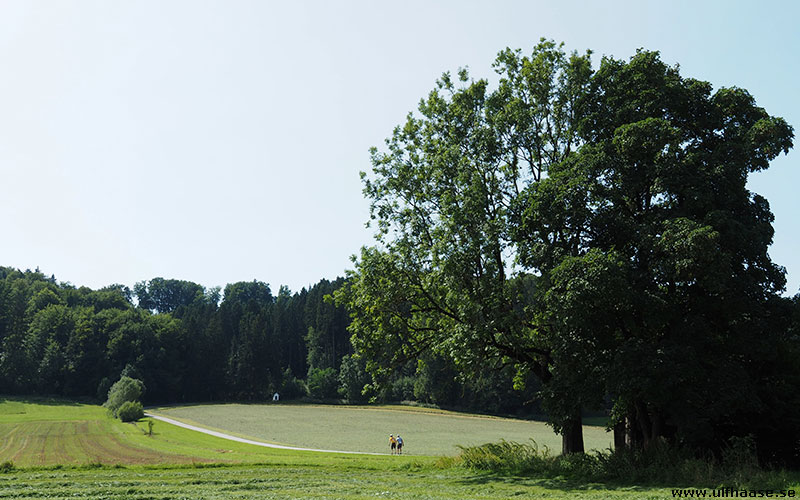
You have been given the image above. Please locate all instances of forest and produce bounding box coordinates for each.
[0,268,539,416]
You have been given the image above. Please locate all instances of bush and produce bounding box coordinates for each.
[96,377,112,402]
[117,401,144,422]
[453,440,790,489]
[458,440,549,474]
[104,376,145,417]
[307,367,339,399]
[389,376,416,402]
[338,355,370,403]
[278,368,306,400]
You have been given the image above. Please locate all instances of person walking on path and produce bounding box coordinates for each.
[389,434,397,455]
[396,435,403,455]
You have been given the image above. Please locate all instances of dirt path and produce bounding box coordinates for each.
[144,413,384,455]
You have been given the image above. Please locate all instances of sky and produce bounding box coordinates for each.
[0,0,798,295]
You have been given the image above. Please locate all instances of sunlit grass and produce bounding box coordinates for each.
[0,397,795,499]
[0,462,693,499]
[153,402,613,455]
[0,397,427,468]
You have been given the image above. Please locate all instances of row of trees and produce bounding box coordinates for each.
[0,268,542,417]
[336,41,800,464]
[0,269,346,403]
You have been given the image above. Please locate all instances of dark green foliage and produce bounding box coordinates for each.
[277,368,306,400]
[306,367,339,400]
[304,278,351,371]
[117,400,144,422]
[0,268,358,408]
[387,375,416,402]
[0,266,552,418]
[338,40,798,461]
[411,353,542,415]
[336,41,599,453]
[337,355,370,402]
[134,278,206,315]
[221,280,276,399]
[412,354,461,407]
[96,377,112,402]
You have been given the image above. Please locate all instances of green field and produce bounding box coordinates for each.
[152,402,613,455]
[0,398,613,467]
[0,398,400,467]
[0,463,691,499]
[1,397,792,499]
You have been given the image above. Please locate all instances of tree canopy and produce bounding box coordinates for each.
[338,40,797,459]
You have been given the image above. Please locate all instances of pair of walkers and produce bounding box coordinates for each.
[388,434,404,454]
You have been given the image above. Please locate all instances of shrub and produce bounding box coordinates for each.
[96,377,112,402]
[338,355,370,403]
[307,367,339,399]
[453,440,790,489]
[278,368,306,400]
[389,376,416,402]
[457,440,549,474]
[104,376,145,417]
[117,401,144,422]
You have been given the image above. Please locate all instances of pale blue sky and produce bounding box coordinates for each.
[1,1,797,295]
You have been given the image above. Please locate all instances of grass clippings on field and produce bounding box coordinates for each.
[153,402,613,456]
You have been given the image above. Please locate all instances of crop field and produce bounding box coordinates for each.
[153,403,613,455]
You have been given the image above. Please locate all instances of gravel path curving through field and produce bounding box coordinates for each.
[144,413,385,455]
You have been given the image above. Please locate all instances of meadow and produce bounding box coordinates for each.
[0,397,792,499]
[152,402,613,455]
[0,463,692,499]
[0,398,393,467]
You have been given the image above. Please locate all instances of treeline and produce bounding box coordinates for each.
[0,267,539,415]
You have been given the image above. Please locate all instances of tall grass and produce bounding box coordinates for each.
[450,439,795,490]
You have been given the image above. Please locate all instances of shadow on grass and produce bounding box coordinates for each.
[453,468,800,493]
[1,395,84,407]
[453,471,679,493]
[0,396,83,406]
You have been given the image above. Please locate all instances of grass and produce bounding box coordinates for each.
[0,462,698,499]
[453,440,800,491]
[1,397,795,499]
[152,402,613,455]
[0,397,205,466]
[0,397,418,467]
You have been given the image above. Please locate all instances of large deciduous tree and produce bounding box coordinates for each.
[338,40,594,453]
[552,50,795,456]
[339,41,794,457]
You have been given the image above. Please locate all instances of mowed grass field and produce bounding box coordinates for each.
[153,403,613,455]
[0,398,610,466]
[0,399,195,466]
[0,398,403,467]
[0,397,740,499]
[0,464,690,500]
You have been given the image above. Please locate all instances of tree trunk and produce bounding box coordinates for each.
[650,411,665,444]
[625,413,642,449]
[561,412,585,454]
[613,420,627,451]
[635,400,652,449]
